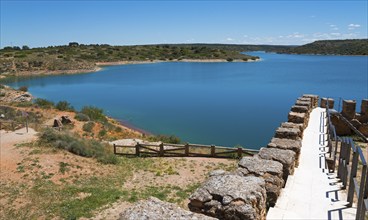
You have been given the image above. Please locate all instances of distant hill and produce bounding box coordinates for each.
[278,39,368,55]
[0,44,260,75]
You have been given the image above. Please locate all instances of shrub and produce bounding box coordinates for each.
[82,121,95,132]
[98,129,107,137]
[148,134,181,144]
[18,86,28,92]
[34,98,54,109]
[38,128,116,164]
[55,101,74,112]
[81,106,106,122]
[226,58,233,62]
[74,113,90,121]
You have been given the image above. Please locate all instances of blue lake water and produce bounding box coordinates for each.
[3,52,368,149]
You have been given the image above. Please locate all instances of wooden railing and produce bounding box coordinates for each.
[0,120,16,131]
[113,142,259,159]
[324,101,368,219]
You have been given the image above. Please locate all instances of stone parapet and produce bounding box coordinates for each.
[320,98,334,109]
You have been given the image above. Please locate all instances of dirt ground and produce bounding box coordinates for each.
[0,127,237,219]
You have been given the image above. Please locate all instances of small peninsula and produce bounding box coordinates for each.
[0,44,259,77]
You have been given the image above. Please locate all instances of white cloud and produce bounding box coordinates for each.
[329,24,339,31]
[226,37,234,41]
[330,33,341,36]
[348,24,361,30]
[286,32,304,38]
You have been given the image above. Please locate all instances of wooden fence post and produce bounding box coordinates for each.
[211,145,215,157]
[185,143,189,156]
[135,143,140,157]
[159,143,164,157]
[237,148,242,158]
[113,144,116,155]
[357,163,367,219]
[11,121,15,131]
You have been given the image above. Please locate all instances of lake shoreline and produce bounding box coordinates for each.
[0,58,260,79]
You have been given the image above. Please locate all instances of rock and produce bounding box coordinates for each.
[358,123,368,137]
[291,105,309,113]
[274,127,301,140]
[120,197,215,220]
[342,100,356,120]
[288,111,307,126]
[281,122,304,135]
[237,157,284,207]
[13,93,32,102]
[320,98,334,109]
[267,138,302,164]
[189,174,266,220]
[53,119,63,128]
[209,169,229,177]
[295,100,312,109]
[258,147,296,181]
[302,94,319,108]
[61,116,72,124]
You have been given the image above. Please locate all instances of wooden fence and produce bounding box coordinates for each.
[113,142,259,159]
[325,101,368,219]
[0,120,16,131]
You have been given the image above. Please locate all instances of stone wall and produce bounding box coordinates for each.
[188,94,317,219]
[321,98,368,137]
[121,94,319,220]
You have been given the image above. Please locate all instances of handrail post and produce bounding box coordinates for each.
[135,143,140,157]
[113,144,116,155]
[356,163,367,220]
[347,146,358,207]
[11,121,15,131]
[211,145,216,157]
[185,143,189,156]
[159,143,164,157]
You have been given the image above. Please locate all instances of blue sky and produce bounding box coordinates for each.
[1,0,367,48]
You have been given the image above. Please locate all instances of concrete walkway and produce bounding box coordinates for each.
[267,107,356,220]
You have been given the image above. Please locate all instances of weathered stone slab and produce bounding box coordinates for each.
[295,100,312,109]
[258,147,296,181]
[274,127,301,140]
[342,100,356,120]
[267,138,302,164]
[288,111,307,126]
[281,122,304,135]
[291,105,309,113]
[303,94,319,108]
[320,98,334,109]
[237,157,284,207]
[189,174,266,220]
[120,197,215,220]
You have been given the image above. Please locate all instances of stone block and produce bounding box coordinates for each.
[288,111,307,127]
[236,157,284,207]
[189,174,266,220]
[275,127,301,140]
[120,197,216,220]
[342,100,356,120]
[320,98,334,109]
[267,138,302,164]
[291,105,309,113]
[258,147,296,182]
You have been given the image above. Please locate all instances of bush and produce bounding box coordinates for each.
[82,121,95,132]
[38,128,117,164]
[148,134,181,144]
[74,113,90,121]
[98,129,107,137]
[56,101,74,112]
[81,106,106,122]
[34,98,54,109]
[226,58,233,62]
[18,86,28,92]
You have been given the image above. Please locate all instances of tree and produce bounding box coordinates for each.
[68,42,79,47]
[22,45,30,50]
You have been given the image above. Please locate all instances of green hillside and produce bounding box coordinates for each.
[278,39,368,55]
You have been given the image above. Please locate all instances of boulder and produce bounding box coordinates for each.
[209,169,230,177]
[13,93,32,102]
[295,100,312,109]
[189,174,266,220]
[258,147,296,181]
[267,138,302,164]
[61,116,72,124]
[120,197,215,220]
[53,119,63,128]
[237,157,284,207]
[274,127,301,140]
[358,123,368,137]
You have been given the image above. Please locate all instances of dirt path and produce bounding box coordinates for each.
[0,128,38,181]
